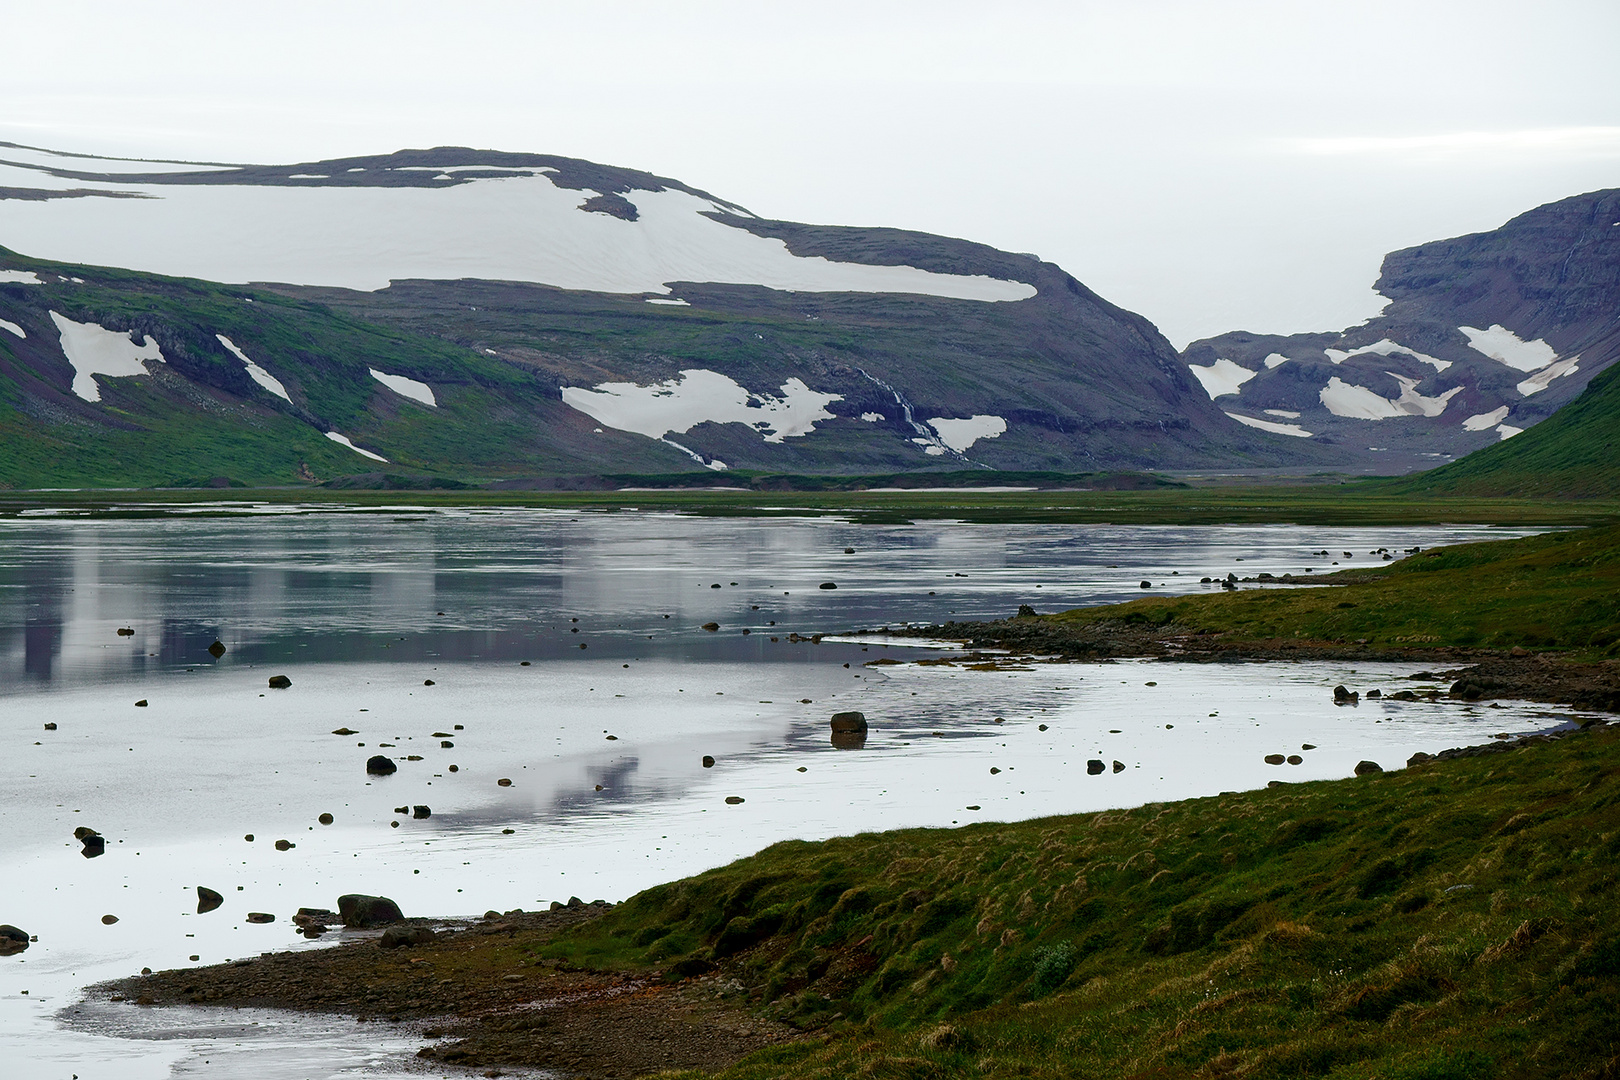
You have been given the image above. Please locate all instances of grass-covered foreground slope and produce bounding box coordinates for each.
[1035,524,1620,658]
[1386,358,1620,499]
[543,723,1620,1080]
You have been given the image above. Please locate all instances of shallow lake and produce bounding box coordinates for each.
[0,510,1599,1078]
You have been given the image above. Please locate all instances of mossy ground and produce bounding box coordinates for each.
[1039,524,1620,658]
[533,723,1620,1080]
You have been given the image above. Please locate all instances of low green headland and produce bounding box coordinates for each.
[1023,523,1620,660]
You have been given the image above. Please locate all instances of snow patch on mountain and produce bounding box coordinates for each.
[1323,338,1452,372]
[1516,355,1580,396]
[1320,375,1461,420]
[1459,325,1557,372]
[1462,406,1510,431]
[1496,424,1524,440]
[1224,411,1313,437]
[1187,358,1256,398]
[0,318,24,339]
[0,158,1035,302]
[0,269,43,284]
[1263,353,1291,369]
[324,432,387,462]
[369,367,436,407]
[50,312,164,402]
[927,415,1007,452]
[561,369,842,444]
[216,335,291,403]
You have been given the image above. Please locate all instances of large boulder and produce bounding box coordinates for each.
[829,711,867,734]
[366,755,397,776]
[379,925,436,948]
[338,893,403,928]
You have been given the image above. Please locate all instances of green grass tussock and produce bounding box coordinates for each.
[1045,524,1620,658]
[535,724,1620,1079]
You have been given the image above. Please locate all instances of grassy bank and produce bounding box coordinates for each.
[1030,524,1620,658]
[2,484,1619,526]
[527,723,1620,1080]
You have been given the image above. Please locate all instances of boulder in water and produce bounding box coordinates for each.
[366,755,397,776]
[0,925,29,955]
[337,893,403,928]
[267,675,292,689]
[197,886,224,914]
[207,640,227,658]
[829,711,867,734]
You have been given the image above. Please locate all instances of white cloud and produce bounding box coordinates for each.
[1282,127,1620,161]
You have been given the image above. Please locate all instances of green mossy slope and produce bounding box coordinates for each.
[543,725,1620,1079]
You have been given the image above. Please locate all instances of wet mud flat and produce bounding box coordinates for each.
[97,904,801,1078]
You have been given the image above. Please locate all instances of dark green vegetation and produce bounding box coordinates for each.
[1389,358,1620,499]
[1042,524,1620,658]
[537,724,1620,1079]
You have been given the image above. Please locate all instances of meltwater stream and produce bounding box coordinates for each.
[0,510,1597,1078]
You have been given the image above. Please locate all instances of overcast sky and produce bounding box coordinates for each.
[3,0,1617,347]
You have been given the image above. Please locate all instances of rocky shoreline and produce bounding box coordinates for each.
[883,616,1620,713]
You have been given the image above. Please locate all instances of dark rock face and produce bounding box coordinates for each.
[366,755,397,776]
[0,924,29,955]
[1183,188,1620,472]
[197,886,224,914]
[337,893,403,928]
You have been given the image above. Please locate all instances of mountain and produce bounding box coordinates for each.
[1179,189,1620,472]
[1381,350,1620,499]
[0,142,1337,488]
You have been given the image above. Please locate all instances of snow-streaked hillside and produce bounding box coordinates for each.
[0,144,1033,302]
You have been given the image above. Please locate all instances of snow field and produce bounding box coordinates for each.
[1324,339,1452,372]
[1516,356,1580,396]
[1462,406,1510,431]
[49,311,165,402]
[1224,411,1313,437]
[0,269,44,284]
[561,369,842,443]
[0,318,24,338]
[216,334,292,403]
[368,367,437,407]
[1187,358,1256,398]
[324,431,387,461]
[1459,325,1557,372]
[926,414,1008,452]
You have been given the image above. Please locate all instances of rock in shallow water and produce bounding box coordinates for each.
[197,886,224,914]
[267,675,292,689]
[379,925,436,948]
[366,755,397,776]
[0,924,29,955]
[337,893,403,928]
[207,640,226,658]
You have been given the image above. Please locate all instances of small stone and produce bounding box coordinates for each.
[318,813,334,825]
[267,675,292,689]
[366,755,397,776]
[1086,760,1105,775]
[412,805,431,819]
[379,925,436,948]
[245,912,275,924]
[497,778,512,787]
[244,834,254,842]
[440,740,454,748]
[0,925,30,956]
[702,755,715,768]
[1265,754,1286,765]
[117,627,134,636]
[274,839,294,851]
[1112,760,1125,773]
[448,764,459,772]
[1139,580,1151,589]
[1333,685,1358,703]
[701,622,720,631]
[1301,743,1316,750]
[1286,755,1303,765]
[189,954,199,961]
[208,640,227,658]
[990,767,1001,774]
[724,796,745,805]
[1407,751,1434,767]
[1038,723,1048,731]
[1354,760,1384,776]
[333,727,358,736]
[423,679,435,686]
[134,699,148,707]
[819,582,837,590]
[43,722,56,731]
[501,828,514,834]
[101,914,119,925]
[1366,689,1382,698]
[197,886,224,914]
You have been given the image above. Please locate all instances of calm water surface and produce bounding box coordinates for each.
[0,510,1595,1078]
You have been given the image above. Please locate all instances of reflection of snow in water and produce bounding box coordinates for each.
[562,369,840,443]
